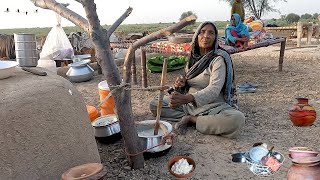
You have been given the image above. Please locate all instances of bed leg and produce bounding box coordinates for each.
[132,53,137,85]
[297,22,302,48]
[140,48,148,88]
[279,38,286,72]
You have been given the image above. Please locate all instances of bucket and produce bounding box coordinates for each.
[98,81,115,115]
[14,33,38,67]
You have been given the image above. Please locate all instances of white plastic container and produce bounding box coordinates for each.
[37,59,57,73]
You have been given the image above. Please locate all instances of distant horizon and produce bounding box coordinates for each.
[0,0,319,30]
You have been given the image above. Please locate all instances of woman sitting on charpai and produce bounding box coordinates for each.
[149,21,245,138]
[225,13,250,49]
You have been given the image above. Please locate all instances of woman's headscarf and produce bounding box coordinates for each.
[225,13,250,44]
[185,21,237,107]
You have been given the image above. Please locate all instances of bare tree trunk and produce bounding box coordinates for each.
[79,3,138,165]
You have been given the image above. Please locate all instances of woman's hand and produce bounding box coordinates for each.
[237,37,249,42]
[174,75,186,89]
[169,92,194,108]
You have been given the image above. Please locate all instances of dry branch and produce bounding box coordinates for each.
[30,0,90,32]
[107,7,133,38]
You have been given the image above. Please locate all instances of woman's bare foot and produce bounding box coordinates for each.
[174,115,196,135]
[238,44,245,50]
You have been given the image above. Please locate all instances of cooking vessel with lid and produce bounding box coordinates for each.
[91,115,120,137]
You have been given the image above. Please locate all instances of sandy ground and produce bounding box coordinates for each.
[73,41,320,180]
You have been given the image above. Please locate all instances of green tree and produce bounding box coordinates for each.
[180,11,197,23]
[280,14,286,20]
[221,0,286,19]
[286,13,300,23]
[301,13,312,19]
[312,13,319,19]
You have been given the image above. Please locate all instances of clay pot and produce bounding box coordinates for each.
[287,162,320,180]
[86,105,100,122]
[61,163,107,180]
[168,156,196,178]
[289,98,317,126]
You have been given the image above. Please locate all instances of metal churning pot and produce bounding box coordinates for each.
[136,120,173,153]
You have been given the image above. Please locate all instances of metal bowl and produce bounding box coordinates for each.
[249,146,269,162]
[91,115,120,137]
[0,61,18,80]
[232,152,247,163]
[272,152,284,162]
[72,54,91,63]
[136,120,172,153]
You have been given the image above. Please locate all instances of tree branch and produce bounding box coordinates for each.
[81,0,119,82]
[250,0,259,19]
[259,0,267,18]
[30,0,90,32]
[122,15,197,83]
[107,7,133,38]
[251,0,259,19]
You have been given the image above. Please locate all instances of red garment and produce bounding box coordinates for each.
[228,29,246,47]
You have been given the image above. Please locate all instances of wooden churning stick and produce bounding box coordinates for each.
[154,59,168,135]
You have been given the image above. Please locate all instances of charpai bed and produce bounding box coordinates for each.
[110,37,286,87]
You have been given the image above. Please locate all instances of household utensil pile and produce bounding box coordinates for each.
[231,143,284,177]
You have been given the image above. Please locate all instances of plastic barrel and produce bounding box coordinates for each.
[14,33,38,67]
[98,81,115,116]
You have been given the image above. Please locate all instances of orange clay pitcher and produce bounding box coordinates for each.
[86,105,99,122]
[98,81,115,116]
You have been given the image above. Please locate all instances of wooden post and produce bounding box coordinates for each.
[131,52,137,84]
[279,38,286,72]
[140,48,147,88]
[314,25,320,44]
[97,62,102,74]
[297,22,303,48]
[307,24,313,45]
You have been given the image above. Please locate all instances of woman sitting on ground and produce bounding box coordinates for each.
[225,13,250,49]
[149,21,245,138]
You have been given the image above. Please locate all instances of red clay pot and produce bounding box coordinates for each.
[287,162,320,180]
[61,163,107,180]
[289,98,317,126]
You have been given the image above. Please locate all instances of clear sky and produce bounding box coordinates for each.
[0,0,319,29]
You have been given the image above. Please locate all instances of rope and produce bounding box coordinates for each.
[96,81,169,109]
[124,133,175,157]
[95,82,128,109]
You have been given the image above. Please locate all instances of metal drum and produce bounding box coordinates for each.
[14,33,38,67]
